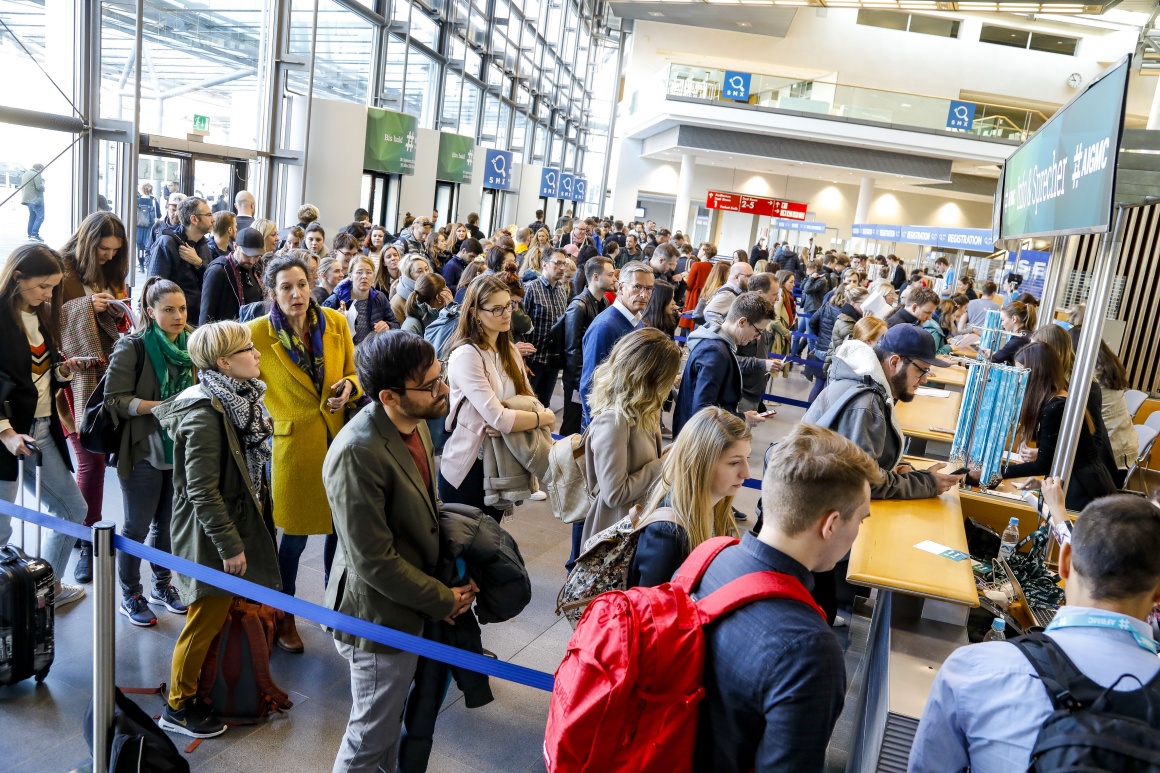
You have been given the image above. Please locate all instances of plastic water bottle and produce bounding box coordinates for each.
[998,517,1020,561]
[983,618,1007,642]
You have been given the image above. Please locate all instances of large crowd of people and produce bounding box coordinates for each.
[0,192,1151,773]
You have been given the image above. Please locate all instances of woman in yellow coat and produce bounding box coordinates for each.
[248,253,361,653]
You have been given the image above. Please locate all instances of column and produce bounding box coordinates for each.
[852,176,874,253]
[673,153,695,235]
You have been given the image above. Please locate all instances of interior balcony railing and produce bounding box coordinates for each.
[656,64,1046,143]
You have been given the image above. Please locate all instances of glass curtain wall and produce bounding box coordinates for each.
[0,0,617,253]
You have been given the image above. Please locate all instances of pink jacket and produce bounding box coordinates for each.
[440,343,528,488]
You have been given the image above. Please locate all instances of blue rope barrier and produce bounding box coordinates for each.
[0,498,557,693]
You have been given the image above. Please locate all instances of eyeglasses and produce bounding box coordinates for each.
[398,361,448,398]
[195,211,213,219]
[623,283,654,296]
[902,357,931,378]
[351,269,373,278]
[482,302,516,317]
[228,343,256,357]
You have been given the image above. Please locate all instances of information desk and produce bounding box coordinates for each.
[895,388,962,447]
[848,487,977,607]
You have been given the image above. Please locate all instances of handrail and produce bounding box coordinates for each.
[660,63,1044,141]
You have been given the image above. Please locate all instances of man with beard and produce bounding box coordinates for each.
[802,325,963,500]
[324,331,477,773]
[703,260,753,325]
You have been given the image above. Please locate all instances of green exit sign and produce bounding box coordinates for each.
[192,114,209,133]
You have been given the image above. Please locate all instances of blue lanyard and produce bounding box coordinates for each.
[1045,611,1159,655]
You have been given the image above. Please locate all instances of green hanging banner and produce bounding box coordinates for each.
[364,107,419,175]
[436,132,475,184]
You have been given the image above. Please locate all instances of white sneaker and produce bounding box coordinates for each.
[529,490,548,501]
[55,583,86,608]
[833,613,849,628]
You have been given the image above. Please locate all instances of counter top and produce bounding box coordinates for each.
[927,364,967,388]
[896,388,962,442]
[848,486,978,607]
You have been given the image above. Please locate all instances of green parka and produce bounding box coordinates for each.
[153,384,281,605]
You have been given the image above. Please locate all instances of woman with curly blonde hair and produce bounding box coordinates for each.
[575,328,682,559]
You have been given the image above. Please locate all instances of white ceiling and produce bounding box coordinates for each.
[607,3,799,36]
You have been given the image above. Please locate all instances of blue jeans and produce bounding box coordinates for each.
[791,316,810,357]
[24,201,44,239]
[117,461,174,599]
[0,418,88,581]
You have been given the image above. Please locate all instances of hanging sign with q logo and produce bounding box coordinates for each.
[539,168,559,198]
[483,149,514,191]
[722,71,751,102]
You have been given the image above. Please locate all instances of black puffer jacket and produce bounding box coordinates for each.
[396,504,532,773]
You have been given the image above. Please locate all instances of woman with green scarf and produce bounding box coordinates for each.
[104,276,196,627]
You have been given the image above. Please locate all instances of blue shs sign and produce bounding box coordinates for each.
[722,71,751,102]
[574,177,588,203]
[558,173,575,200]
[947,101,976,131]
[539,168,559,198]
[483,149,514,191]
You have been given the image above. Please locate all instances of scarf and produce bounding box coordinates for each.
[270,298,326,395]
[571,230,587,247]
[224,255,245,304]
[143,324,194,463]
[198,369,273,497]
[396,272,418,302]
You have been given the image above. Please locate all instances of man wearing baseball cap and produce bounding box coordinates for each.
[200,227,267,323]
[803,324,964,501]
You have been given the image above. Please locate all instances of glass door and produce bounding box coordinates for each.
[479,189,497,236]
[434,182,458,231]
[362,171,402,232]
[193,159,236,216]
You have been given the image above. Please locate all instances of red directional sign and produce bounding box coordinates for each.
[706,190,808,220]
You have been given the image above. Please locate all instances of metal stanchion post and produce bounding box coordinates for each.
[92,521,117,773]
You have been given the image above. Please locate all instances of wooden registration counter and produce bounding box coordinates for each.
[844,482,1017,773]
[926,364,967,390]
[895,389,961,454]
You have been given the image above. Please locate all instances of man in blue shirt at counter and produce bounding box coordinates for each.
[694,423,882,772]
[909,491,1160,773]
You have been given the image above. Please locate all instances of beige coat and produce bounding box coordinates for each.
[579,410,664,549]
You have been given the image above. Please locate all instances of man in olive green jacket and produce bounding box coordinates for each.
[325,331,476,773]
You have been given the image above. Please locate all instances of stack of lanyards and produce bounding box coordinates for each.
[977,308,1007,355]
[950,359,1029,487]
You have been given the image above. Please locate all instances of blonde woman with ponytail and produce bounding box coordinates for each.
[627,407,751,589]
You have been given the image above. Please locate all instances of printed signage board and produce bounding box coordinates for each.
[483,149,514,190]
[777,219,826,234]
[435,131,474,184]
[706,190,808,221]
[997,55,1130,240]
[574,177,588,203]
[854,224,993,249]
[946,101,976,131]
[364,107,419,175]
[539,168,559,198]
[558,173,575,200]
[722,71,752,102]
[1003,249,1050,299]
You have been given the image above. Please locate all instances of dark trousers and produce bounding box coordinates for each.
[528,363,559,409]
[117,461,174,599]
[791,317,809,357]
[560,387,582,437]
[67,434,106,527]
[278,530,337,597]
[808,374,828,404]
[566,521,584,573]
[437,458,506,522]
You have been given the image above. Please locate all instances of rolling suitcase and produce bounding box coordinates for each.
[0,454,56,686]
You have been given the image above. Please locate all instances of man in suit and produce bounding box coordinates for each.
[578,260,654,428]
[561,256,614,436]
[325,331,477,773]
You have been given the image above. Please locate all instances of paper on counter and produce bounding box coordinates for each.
[916,387,950,398]
[915,539,970,562]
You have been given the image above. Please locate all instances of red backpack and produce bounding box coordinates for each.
[543,536,825,773]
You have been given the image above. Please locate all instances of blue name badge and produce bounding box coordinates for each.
[722,71,751,102]
[947,100,976,131]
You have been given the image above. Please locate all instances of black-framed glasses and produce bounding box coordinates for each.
[902,357,931,378]
[482,302,516,317]
[229,343,256,357]
[397,361,448,398]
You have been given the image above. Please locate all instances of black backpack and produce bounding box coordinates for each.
[85,687,190,773]
[1012,632,1160,772]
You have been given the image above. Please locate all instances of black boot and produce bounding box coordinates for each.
[74,542,93,584]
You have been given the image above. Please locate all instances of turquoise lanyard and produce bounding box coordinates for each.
[1045,611,1159,655]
